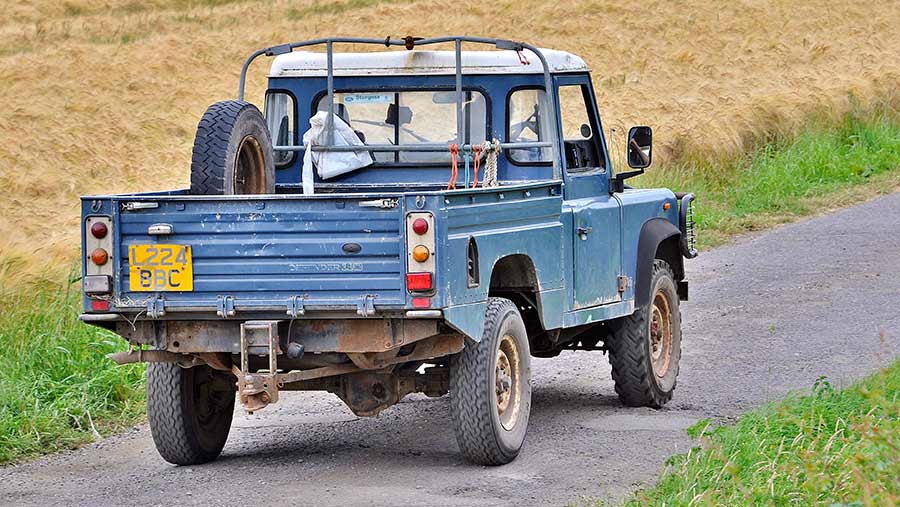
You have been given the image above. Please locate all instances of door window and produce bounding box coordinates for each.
[558,85,601,171]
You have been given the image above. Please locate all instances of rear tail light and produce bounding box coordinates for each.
[412,245,430,262]
[84,216,113,301]
[406,273,433,291]
[406,212,435,296]
[412,218,429,235]
[90,248,109,266]
[90,222,108,239]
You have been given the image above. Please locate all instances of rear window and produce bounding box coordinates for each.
[314,90,488,164]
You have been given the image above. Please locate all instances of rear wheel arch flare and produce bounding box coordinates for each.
[634,218,684,308]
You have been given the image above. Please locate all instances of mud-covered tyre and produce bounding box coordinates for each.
[450,297,532,465]
[190,100,275,195]
[147,363,235,465]
[608,259,682,408]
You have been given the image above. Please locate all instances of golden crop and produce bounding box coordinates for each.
[1,0,898,282]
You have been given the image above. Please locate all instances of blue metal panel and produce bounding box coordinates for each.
[113,194,406,310]
[617,188,679,302]
[567,194,623,308]
[436,182,564,340]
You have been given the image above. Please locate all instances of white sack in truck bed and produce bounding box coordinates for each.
[301,110,374,194]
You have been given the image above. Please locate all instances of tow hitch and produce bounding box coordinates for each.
[234,321,282,412]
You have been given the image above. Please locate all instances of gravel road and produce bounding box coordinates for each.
[2,192,898,507]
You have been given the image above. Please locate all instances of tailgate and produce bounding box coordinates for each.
[112,194,405,315]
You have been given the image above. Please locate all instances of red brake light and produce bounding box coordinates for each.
[90,222,108,239]
[412,218,429,235]
[406,272,433,291]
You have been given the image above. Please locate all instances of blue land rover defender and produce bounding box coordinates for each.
[80,36,697,466]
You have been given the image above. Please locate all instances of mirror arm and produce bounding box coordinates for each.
[610,169,644,193]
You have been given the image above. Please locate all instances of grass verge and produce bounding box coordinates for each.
[0,280,144,464]
[621,361,900,506]
[636,96,900,248]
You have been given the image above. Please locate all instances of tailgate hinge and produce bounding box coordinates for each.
[358,198,398,209]
[286,295,307,318]
[357,294,376,317]
[617,275,630,293]
[216,295,236,318]
[146,296,166,318]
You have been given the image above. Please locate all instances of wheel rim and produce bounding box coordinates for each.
[495,333,522,431]
[234,135,267,194]
[649,289,673,378]
[192,369,231,430]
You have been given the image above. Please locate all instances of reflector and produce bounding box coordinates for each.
[91,300,110,311]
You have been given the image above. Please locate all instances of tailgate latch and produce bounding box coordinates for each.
[286,295,306,318]
[146,296,166,319]
[359,198,398,209]
[216,295,236,318]
[122,201,159,211]
[357,294,376,317]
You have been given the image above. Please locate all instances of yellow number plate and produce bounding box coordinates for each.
[128,244,193,292]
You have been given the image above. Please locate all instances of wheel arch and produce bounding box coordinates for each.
[488,254,545,336]
[634,218,684,308]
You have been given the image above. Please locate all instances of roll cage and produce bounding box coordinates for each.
[237,36,562,180]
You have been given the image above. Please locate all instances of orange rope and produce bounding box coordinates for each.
[448,143,459,190]
[472,144,482,187]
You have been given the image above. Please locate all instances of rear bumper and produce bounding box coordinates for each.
[81,313,446,355]
[79,308,442,323]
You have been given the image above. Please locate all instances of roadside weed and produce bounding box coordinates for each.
[0,283,144,464]
[626,361,900,506]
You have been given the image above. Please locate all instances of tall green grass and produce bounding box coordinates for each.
[0,282,144,463]
[637,98,900,247]
[623,361,900,506]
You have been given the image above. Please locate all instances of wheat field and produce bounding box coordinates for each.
[1,0,899,284]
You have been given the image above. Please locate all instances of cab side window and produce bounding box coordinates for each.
[558,85,602,172]
[265,92,296,167]
[507,88,553,164]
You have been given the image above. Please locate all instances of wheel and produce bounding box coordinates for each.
[608,259,682,408]
[147,363,235,465]
[190,100,275,195]
[450,297,532,465]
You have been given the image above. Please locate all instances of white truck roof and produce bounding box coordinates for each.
[269,49,588,77]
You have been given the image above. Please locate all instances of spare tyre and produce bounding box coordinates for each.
[190,100,275,195]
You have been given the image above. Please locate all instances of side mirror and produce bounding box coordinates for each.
[627,126,652,169]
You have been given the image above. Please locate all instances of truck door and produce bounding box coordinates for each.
[557,78,623,309]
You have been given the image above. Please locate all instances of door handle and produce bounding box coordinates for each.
[577,226,593,235]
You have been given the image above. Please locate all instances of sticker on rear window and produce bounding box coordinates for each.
[343,93,392,104]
